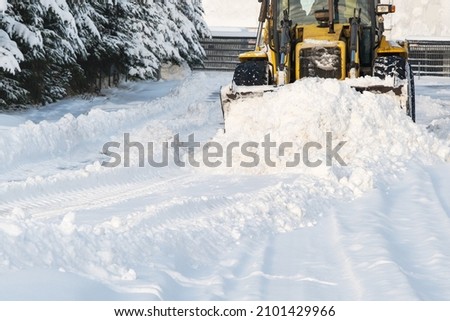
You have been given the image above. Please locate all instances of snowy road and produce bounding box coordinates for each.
[0,71,450,300]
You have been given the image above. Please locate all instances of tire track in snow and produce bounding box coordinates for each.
[326,209,364,300]
[328,166,450,300]
[428,165,450,218]
[217,235,274,300]
[391,167,450,299]
[1,170,330,299]
[71,175,337,299]
[334,197,420,300]
[0,171,191,219]
[0,71,230,219]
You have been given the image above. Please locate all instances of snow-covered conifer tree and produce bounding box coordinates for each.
[0,0,209,107]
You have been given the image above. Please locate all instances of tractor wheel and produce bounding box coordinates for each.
[406,62,416,122]
[373,56,415,122]
[373,55,407,80]
[233,60,271,86]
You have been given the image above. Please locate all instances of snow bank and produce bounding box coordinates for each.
[207,78,449,198]
[0,71,226,182]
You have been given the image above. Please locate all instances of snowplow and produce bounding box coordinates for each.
[220,0,415,122]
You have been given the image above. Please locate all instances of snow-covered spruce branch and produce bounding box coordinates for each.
[0,0,208,107]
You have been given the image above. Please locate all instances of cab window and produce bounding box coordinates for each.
[283,0,372,26]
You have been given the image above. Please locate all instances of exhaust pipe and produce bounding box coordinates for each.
[328,0,335,33]
[256,0,268,49]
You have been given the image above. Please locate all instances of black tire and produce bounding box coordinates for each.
[373,56,415,122]
[406,62,416,122]
[233,60,271,86]
[373,55,407,80]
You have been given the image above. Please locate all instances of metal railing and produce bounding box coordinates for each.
[195,28,257,71]
[197,34,450,77]
[197,37,257,71]
[408,40,450,77]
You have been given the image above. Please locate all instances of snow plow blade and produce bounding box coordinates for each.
[220,78,415,123]
[220,84,276,120]
[349,76,415,122]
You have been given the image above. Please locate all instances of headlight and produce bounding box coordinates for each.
[376,4,396,14]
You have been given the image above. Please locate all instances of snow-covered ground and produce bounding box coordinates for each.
[0,68,450,300]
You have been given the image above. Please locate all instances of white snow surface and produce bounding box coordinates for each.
[0,0,6,12]
[1,70,450,300]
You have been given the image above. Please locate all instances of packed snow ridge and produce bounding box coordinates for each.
[217,78,449,175]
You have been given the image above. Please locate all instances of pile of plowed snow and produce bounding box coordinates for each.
[0,72,226,181]
[204,78,449,195]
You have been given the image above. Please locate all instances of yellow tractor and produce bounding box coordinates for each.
[220,0,415,122]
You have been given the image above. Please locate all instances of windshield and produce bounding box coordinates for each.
[279,0,372,26]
